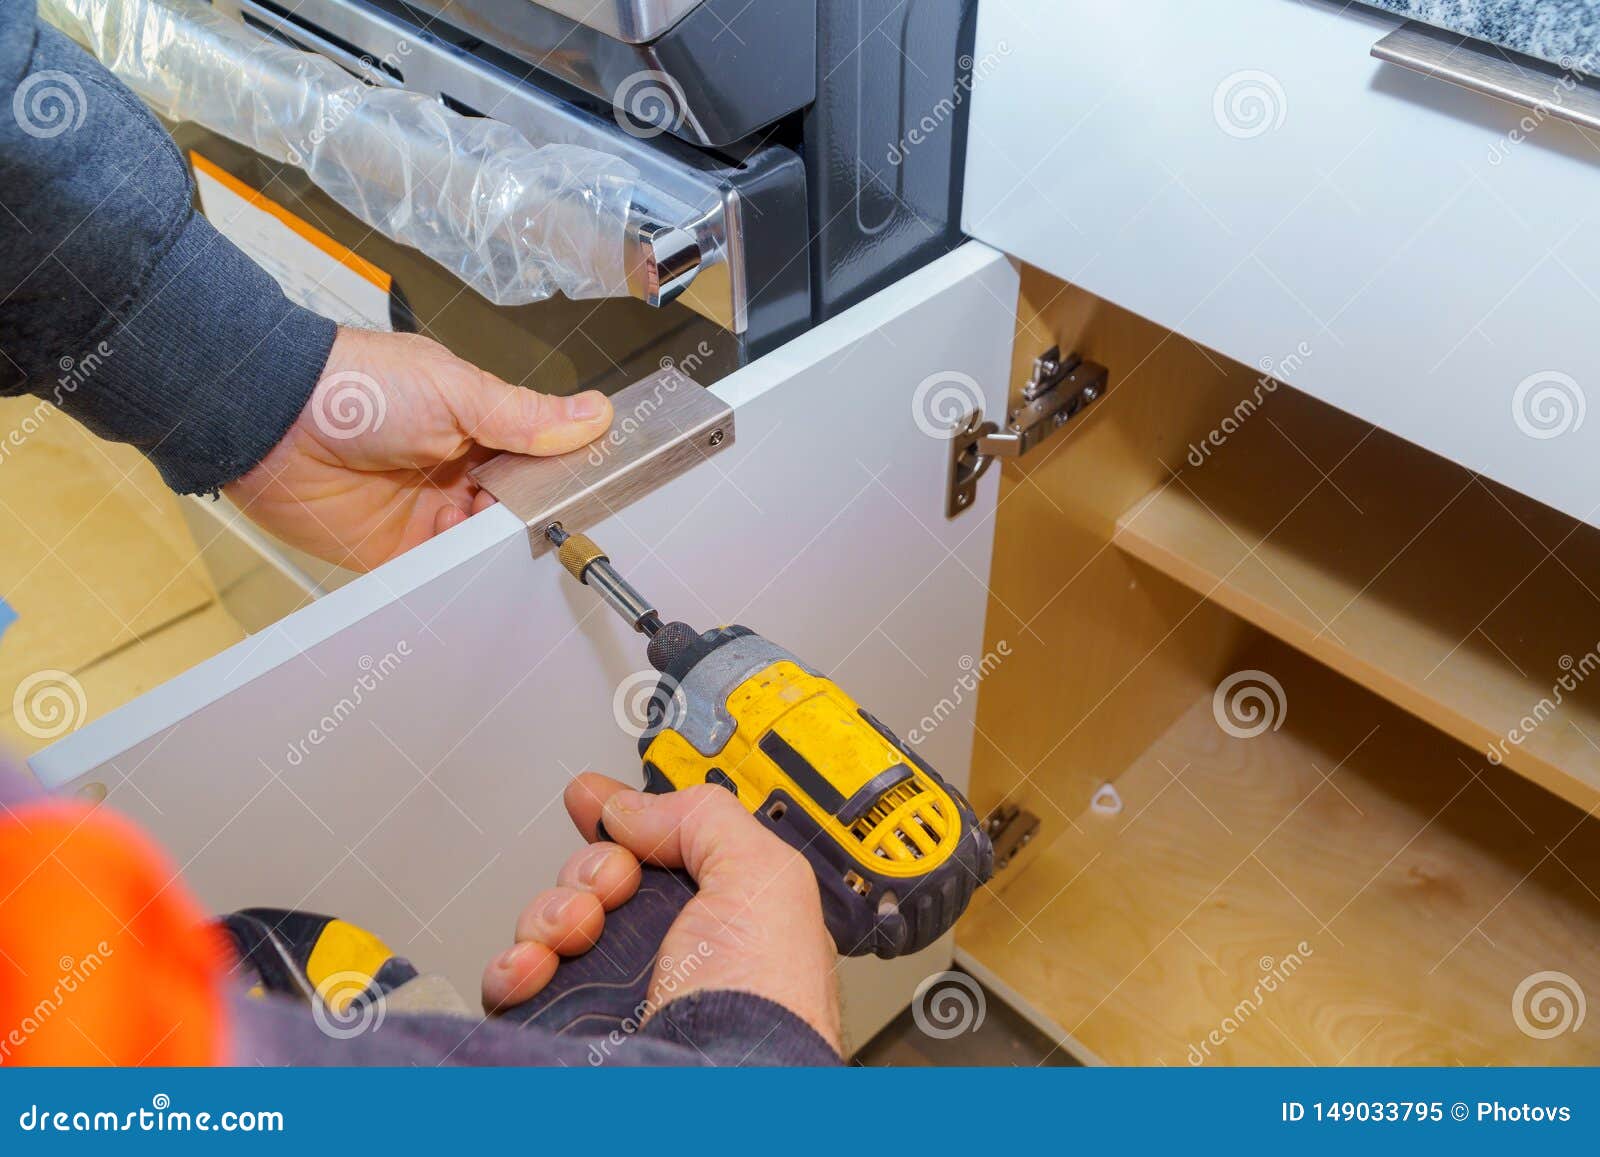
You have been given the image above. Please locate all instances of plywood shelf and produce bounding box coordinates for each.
[960,644,1600,1066]
[1113,387,1600,814]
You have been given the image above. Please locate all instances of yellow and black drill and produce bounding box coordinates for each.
[505,527,993,1032]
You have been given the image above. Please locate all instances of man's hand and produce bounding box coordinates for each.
[225,327,613,572]
[481,773,842,1054]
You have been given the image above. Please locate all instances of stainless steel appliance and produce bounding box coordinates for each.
[203,0,978,392]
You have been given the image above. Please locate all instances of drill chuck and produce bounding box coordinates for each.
[645,620,699,672]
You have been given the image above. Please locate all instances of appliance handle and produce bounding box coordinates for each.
[1371,21,1600,134]
[532,0,708,45]
[39,0,703,309]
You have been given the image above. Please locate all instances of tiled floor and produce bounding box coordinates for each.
[854,969,1075,1067]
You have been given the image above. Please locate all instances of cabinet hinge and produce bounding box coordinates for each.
[983,804,1040,872]
[946,346,1108,517]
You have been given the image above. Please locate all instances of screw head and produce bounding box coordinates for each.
[708,428,725,447]
[1081,385,1100,402]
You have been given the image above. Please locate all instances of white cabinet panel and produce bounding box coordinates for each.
[965,0,1600,528]
[34,243,1019,1052]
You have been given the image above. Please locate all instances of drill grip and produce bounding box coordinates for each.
[496,865,696,1037]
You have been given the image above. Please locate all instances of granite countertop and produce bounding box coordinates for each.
[1365,1,1600,71]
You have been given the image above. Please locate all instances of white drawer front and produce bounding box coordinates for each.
[965,0,1600,527]
[35,243,1020,1051]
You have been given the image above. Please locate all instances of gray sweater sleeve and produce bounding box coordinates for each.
[232,989,844,1067]
[0,4,335,494]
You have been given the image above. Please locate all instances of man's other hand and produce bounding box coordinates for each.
[225,327,613,571]
[481,773,843,1054]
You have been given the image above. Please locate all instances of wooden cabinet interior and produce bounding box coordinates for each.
[1115,385,1600,814]
[959,266,1600,1066]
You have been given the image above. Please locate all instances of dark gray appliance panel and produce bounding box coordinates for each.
[804,0,977,322]
[396,0,818,148]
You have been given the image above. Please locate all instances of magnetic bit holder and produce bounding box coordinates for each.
[546,525,663,637]
[469,366,734,557]
[547,525,694,670]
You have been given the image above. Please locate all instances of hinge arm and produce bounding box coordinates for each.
[975,429,1023,459]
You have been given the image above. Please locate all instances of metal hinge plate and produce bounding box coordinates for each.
[947,346,1108,517]
[984,805,1040,872]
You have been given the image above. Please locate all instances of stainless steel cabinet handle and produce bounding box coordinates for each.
[1372,20,1600,134]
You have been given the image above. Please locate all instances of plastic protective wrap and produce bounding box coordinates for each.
[40,0,641,304]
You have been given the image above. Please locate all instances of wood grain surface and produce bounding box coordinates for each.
[963,642,1600,1065]
[1115,385,1600,813]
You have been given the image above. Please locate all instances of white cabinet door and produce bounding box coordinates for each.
[964,0,1600,529]
[32,243,1019,1052]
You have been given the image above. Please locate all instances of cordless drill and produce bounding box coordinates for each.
[505,527,993,1033]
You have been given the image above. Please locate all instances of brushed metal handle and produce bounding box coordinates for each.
[1372,20,1600,133]
[471,367,734,557]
